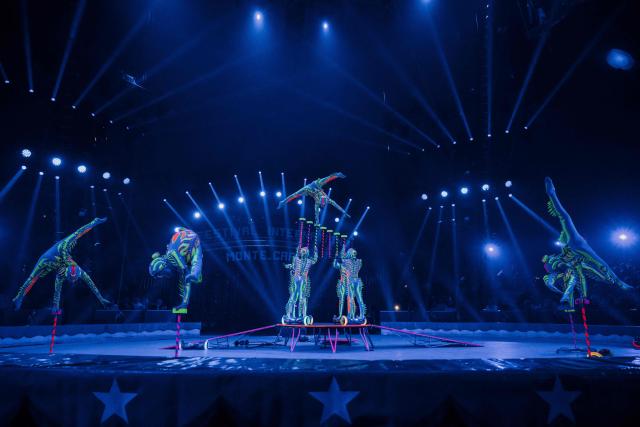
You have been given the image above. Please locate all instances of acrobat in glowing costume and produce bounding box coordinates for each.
[542,177,632,311]
[333,247,366,325]
[282,245,318,325]
[13,217,111,313]
[149,227,203,313]
[278,172,350,225]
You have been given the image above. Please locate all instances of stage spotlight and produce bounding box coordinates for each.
[38,171,44,176]
[50,97,55,102]
[440,190,448,198]
[218,202,225,210]
[90,112,95,117]
[21,165,27,170]
[505,130,509,134]
[55,176,60,180]
[51,157,62,167]
[174,227,180,233]
[3,80,8,84]
[394,304,400,311]
[482,184,490,191]
[484,243,499,257]
[487,133,492,138]
[238,196,245,204]
[460,187,469,195]
[21,148,32,158]
[322,21,329,32]
[469,137,474,141]
[276,191,282,197]
[421,193,428,201]
[508,193,513,198]
[77,165,87,173]
[607,49,634,71]
[482,199,486,203]
[554,240,564,247]
[92,185,95,189]
[28,89,34,93]
[353,231,358,236]
[334,217,340,223]
[505,180,513,188]
[102,172,111,180]
[297,199,303,205]
[193,211,201,219]
[71,105,77,110]
[259,191,266,197]
[123,177,131,185]
[611,228,637,248]
[494,196,499,200]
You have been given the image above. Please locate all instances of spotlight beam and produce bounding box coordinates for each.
[451,204,482,321]
[495,198,537,292]
[323,57,439,146]
[486,0,494,137]
[102,189,123,244]
[427,14,473,140]
[51,0,87,101]
[118,194,151,253]
[425,206,443,295]
[509,194,559,236]
[505,32,550,133]
[335,198,352,232]
[20,0,34,92]
[258,171,282,301]
[401,207,432,318]
[89,186,101,245]
[281,172,290,234]
[112,54,253,123]
[0,62,9,83]
[13,173,43,284]
[524,5,624,129]
[94,25,210,115]
[293,89,424,151]
[349,206,370,239]
[73,1,157,107]
[0,167,27,203]
[163,198,190,227]
[54,177,61,241]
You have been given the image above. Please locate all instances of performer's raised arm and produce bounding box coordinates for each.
[186,241,203,284]
[327,197,351,218]
[278,187,307,209]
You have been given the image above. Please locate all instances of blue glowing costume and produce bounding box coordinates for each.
[13,218,111,313]
[278,172,350,225]
[542,177,632,311]
[333,248,366,324]
[282,246,318,325]
[149,227,203,313]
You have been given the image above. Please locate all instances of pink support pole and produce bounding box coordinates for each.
[175,314,182,358]
[49,314,59,354]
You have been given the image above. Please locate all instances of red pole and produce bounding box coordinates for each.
[49,314,59,354]
[175,314,182,358]
[580,302,592,357]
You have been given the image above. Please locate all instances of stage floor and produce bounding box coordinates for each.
[1,332,638,360]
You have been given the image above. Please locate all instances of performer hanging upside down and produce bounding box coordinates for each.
[332,247,367,325]
[282,245,318,325]
[13,217,111,314]
[278,172,350,225]
[542,177,632,311]
[149,227,203,313]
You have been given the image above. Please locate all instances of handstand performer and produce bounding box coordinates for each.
[278,172,350,225]
[13,217,111,313]
[332,247,366,325]
[542,177,632,311]
[149,227,203,313]
[282,245,318,325]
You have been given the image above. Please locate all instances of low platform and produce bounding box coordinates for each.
[1,325,639,426]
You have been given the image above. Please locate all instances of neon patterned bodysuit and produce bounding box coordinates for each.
[542,177,632,311]
[149,227,203,312]
[283,246,318,323]
[13,217,111,313]
[333,248,366,322]
[278,172,350,225]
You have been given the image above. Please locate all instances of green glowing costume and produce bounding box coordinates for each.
[332,247,366,324]
[13,218,111,313]
[282,245,318,325]
[542,177,632,311]
[278,172,350,225]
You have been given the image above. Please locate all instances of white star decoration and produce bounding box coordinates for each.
[309,377,359,424]
[537,376,581,424]
[93,379,138,424]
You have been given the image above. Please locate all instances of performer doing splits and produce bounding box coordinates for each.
[542,177,632,311]
[278,172,350,225]
[13,217,111,313]
[282,245,318,325]
[149,227,203,313]
[333,247,366,325]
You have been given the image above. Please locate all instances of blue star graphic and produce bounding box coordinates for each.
[93,379,138,424]
[309,377,359,424]
[537,376,581,424]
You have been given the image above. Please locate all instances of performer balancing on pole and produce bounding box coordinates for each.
[13,217,112,313]
[282,244,318,325]
[541,177,632,311]
[149,227,203,313]
[278,172,350,225]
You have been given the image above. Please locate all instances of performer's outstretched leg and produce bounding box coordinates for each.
[13,260,54,309]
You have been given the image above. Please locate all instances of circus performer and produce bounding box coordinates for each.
[282,245,318,325]
[278,172,350,225]
[542,177,632,312]
[332,247,366,325]
[13,217,111,314]
[149,227,203,313]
